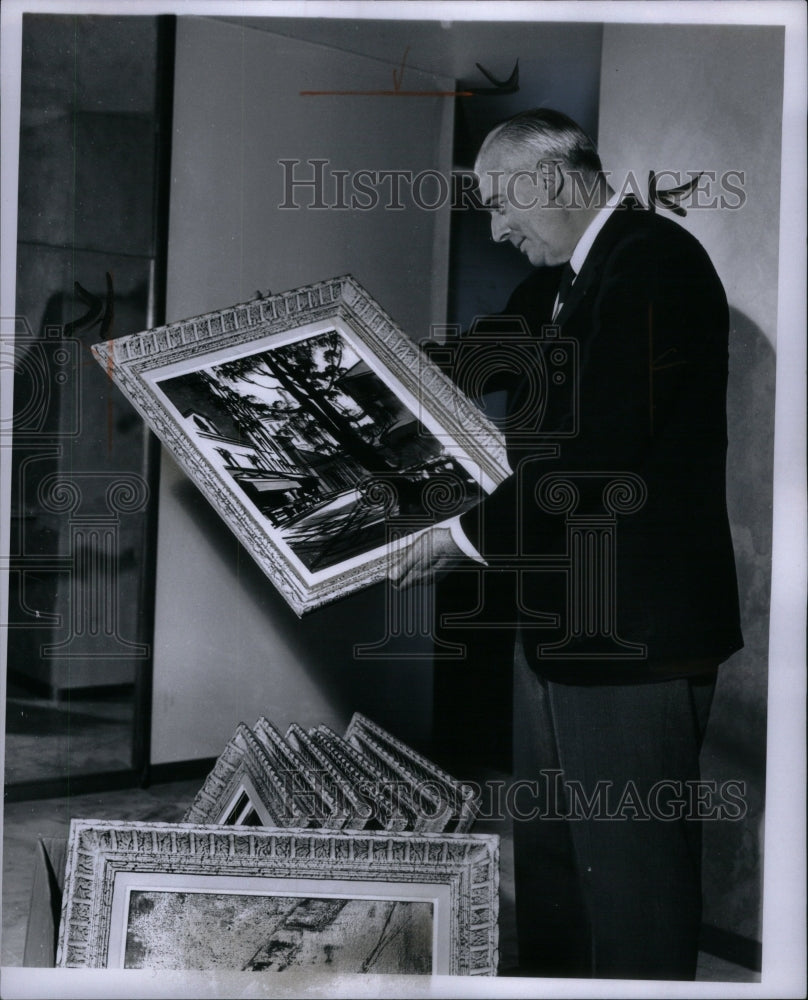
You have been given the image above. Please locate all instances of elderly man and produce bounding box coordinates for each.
[392,108,742,980]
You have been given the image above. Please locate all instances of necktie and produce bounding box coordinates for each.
[553,262,576,320]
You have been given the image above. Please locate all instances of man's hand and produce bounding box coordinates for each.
[388,525,465,588]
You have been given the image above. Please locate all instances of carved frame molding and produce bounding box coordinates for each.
[92,275,508,615]
[56,819,499,975]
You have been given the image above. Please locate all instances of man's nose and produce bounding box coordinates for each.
[490,213,509,243]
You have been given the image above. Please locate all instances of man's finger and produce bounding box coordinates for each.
[390,537,427,588]
[389,532,435,588]
[388,526,464,588]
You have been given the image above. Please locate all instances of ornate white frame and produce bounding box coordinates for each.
[92,275,508,615]
[344,712,480,833]
[55,820,499,975]
[182,723,304,828]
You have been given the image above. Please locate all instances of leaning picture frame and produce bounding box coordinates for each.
[182,723,305,828]
[344,712,480,833]
[92,275,509,615]
[55,820,500,975]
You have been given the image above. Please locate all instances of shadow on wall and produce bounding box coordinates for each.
[700,306,775,944]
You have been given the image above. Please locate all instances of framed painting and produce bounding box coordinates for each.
[55,820,499,976]
[92,275,509,615]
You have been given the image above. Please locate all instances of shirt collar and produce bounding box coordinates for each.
[568,190,622,275]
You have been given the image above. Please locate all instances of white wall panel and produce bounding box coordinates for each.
[151,17,454,763]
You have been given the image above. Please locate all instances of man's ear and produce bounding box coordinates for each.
[537,158,566,202]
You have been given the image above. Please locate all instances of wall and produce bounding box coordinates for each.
[598,23,784,947]
[446,27,603,330]
[150,17,455,764]
[211,16,606,330]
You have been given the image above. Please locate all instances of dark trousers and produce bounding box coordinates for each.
[512,638,716,980]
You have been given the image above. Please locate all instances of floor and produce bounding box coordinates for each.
[4,679,134,785]
[2,778,201,967]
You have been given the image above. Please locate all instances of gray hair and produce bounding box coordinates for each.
[477,108,603,179]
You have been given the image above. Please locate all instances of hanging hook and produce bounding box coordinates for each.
[648,170,703,217]
[461,60,519,96]
[63,272,114,338]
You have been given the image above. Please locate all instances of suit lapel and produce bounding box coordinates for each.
[553,196,646,327]
[506,199,649,433]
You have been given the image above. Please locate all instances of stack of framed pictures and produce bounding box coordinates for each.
[184,712,480,833]
[55,712,499,975]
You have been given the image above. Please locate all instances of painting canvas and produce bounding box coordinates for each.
[122,890,433,973]
[91,276,509,615]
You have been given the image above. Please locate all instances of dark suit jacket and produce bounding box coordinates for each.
[450,197,743,682]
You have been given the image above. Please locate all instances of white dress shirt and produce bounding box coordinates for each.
[552,189,622,319]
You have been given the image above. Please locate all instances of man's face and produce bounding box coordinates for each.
[475,144,576,268]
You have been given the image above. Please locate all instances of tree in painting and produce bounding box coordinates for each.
[213,332,398,473]
[158,330,479,570]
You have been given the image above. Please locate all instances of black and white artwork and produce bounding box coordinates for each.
[55,821,499,976]
[154,327,484,571]
[123,891,434,974]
